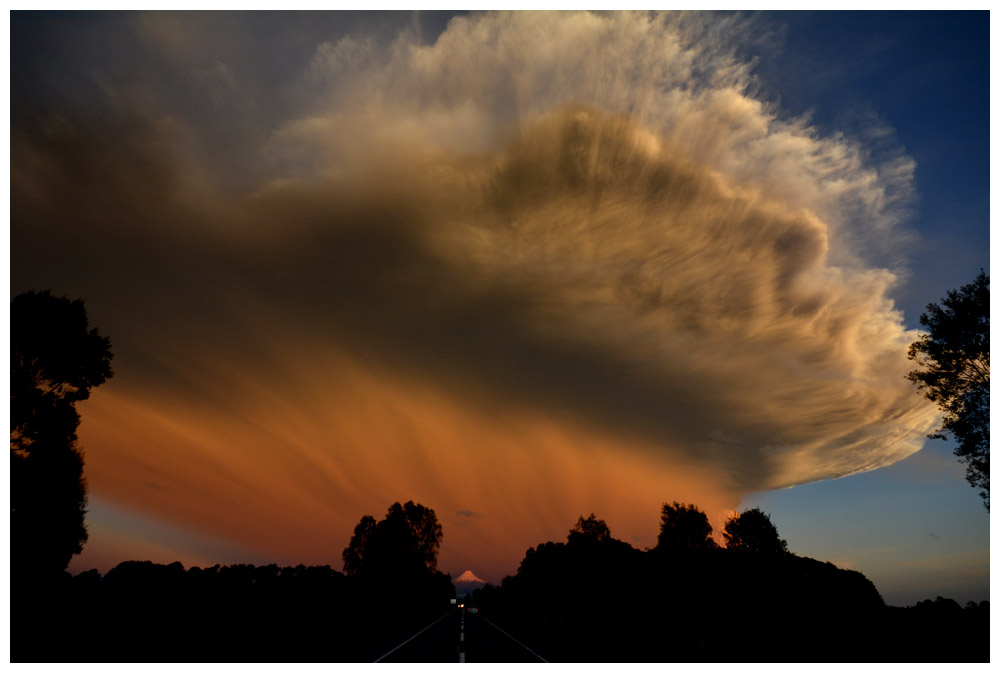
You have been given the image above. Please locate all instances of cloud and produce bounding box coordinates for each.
[274,11,914,264]
[12,11,939,576]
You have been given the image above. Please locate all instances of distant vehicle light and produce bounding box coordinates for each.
[469,608,478,614]
[458,603,464,608]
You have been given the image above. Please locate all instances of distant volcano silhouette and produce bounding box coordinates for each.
[454,569,487,597]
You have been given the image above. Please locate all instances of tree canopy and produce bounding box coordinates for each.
[907,270,990,509]
[567,513,612,544]
[11,290,113,576]
[723,507,788,554]
[657,501,716,552]
[341,501,443,577]
[11,290,113,453]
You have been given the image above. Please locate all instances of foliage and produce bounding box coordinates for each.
[11,290,113,452]
[656,501,716,551]
[480,509,921,662]
[907,270,990,509]
[723,507,788,554]
[567,513,612,544]
[10,290,113,576]
[343,515,378,576]
[341,500,443,576]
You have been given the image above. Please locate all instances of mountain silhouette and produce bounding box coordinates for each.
[453,569,487,597]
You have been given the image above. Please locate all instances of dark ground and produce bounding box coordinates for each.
[11,556,990,663]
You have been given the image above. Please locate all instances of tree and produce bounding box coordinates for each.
[11,290,113,577]
[657,501,716,552]
[722,507,788,554]
[907,270,990,509]
[341,501,443,577]
[567,513,612,544]
[342,515,377,576]
[11,291,113,451]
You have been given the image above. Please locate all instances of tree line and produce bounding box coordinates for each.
[15,499,986,662]
[13,501,457,662]
[465,509,988,662]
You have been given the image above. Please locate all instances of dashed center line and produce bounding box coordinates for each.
[458,608,466,663]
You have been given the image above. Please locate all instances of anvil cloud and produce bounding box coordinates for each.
[11,11,939,579]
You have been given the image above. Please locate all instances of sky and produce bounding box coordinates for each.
[9,10,990,607]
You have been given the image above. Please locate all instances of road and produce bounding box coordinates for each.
[376,607,547,663]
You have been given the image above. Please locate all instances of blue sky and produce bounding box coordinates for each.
[753,11,989,325]
[742,9,989,606]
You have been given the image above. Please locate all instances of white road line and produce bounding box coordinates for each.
[459,609,466,659]
[476,613,549,663]
[372,609,456,662]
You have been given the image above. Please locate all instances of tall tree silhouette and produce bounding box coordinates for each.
[343,515,377,576]
[342,501,443,576]
[907,270,990,509]
[657,501,717,551]
[723,507,788,554]
[11,290,113,577]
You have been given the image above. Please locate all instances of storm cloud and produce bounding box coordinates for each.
[12,11,939,577]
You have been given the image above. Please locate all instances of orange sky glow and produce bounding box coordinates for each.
[73,347,738,581]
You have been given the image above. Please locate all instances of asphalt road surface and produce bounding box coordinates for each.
[376,607,547,663]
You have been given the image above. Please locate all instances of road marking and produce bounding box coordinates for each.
[476,613,549,663]
[458,609,466,660]
[372,609,456,662]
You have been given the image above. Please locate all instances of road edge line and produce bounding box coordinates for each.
[476,613,549,663]
[372,608,456,663]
